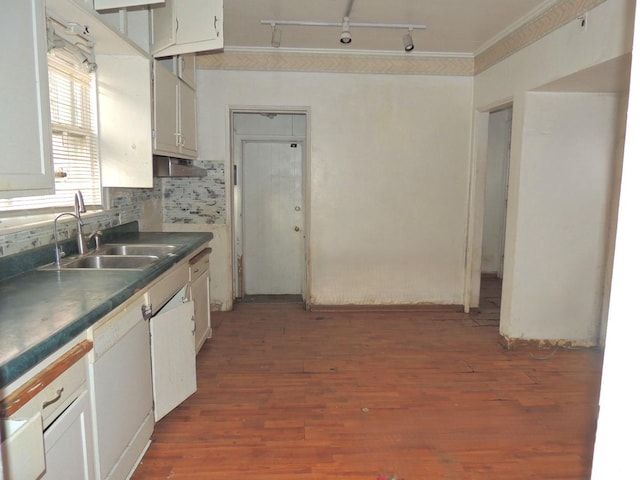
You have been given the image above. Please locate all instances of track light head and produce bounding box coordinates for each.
[271,23,281,48]
[403,29,414,52]
[340,16,352,44]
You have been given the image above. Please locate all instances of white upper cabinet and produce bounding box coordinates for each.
[153,61,180,155]
[0,0,54,199]
[47,0,155,188]
[151,0,223,57]
[153,60,197,159]
[98,55,154,188]
[94,0,164,10]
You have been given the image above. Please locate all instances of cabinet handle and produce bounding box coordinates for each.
[214,15,218,32]
[42,388,64,410]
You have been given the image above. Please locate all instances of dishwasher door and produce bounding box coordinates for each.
[91,303,153,480]
[150,285,197,422]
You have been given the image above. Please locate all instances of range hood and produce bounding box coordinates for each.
[153,156,207,177]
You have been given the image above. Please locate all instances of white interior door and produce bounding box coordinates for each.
[242,141,304,295]
[150,286,197,421]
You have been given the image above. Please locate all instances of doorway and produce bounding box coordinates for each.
[478,106,512,313]
[231,110,308,302]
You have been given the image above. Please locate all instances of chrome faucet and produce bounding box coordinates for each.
[74,191,88,255]
[52,190,90,268]
[53,212,81,268]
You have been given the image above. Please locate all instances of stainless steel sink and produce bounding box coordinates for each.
[39,242,183,271]
[58,255,160,270]
[97,244,179,258]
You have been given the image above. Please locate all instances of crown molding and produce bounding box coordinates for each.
[474,0,562,56]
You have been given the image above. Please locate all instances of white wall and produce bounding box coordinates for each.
[504,92,620,344]
[197,70,473,306]
[469,0,634,341]
[474,0,635,109]
[591,3,640,473]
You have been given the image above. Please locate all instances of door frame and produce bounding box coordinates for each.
[229,107,311,304]
[463,100,513,312]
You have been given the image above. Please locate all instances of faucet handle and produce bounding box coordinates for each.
[88,230,103,249]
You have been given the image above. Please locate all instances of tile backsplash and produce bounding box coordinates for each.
[162,160,226,224]
[0,160,227,258]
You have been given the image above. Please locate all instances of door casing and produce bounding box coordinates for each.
[229,107,310,303]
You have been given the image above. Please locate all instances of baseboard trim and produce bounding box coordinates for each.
[307,303,465,313]
[499,335,601,351]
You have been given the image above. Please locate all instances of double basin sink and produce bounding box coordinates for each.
[41,244,180,271]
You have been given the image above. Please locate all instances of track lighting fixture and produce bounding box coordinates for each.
[340,16,352,44]
[261,19,425,51]
[403,28,414,52]
[270,23,281,48]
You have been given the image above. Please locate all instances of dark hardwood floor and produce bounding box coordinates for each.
[132,276,603,479]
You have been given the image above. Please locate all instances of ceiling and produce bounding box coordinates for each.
[222,0,560,55]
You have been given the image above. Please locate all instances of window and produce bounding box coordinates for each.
[0,44,101,212]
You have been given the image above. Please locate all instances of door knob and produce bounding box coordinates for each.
[294,206,301,211]
[294,226,300,232]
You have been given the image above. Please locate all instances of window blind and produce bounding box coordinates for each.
[0,28,100,213]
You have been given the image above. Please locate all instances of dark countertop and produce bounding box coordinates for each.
[0,223,212,389]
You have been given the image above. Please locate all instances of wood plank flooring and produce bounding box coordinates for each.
[132,277,603,479]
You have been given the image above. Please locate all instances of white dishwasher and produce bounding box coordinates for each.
[89,295,154,480]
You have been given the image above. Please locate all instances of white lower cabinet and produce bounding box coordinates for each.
[1,413,45,480]
[189,251,211,354]
[1,249,209,479]
[88,257,200,478]
[1,340,93,480]
[42,390,95,480]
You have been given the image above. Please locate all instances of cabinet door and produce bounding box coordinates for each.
[175,0,223,50]
[98,55,154,188]
[191,272,211,354]
[153,60,180,155]
[151,0,177,54]
[178,81,197,157]
[42,390,95,480]
[0,0,54,198]
[178,54,196,88]
[150,287,197,421]
[151,0,223,57]
[1,413,46,480]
